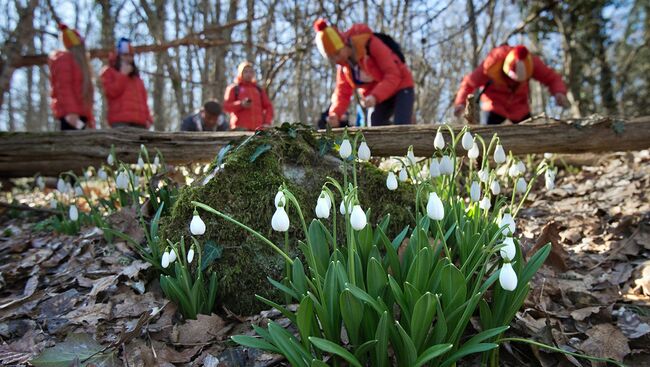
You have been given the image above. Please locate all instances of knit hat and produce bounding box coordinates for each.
[59,23,83,49]
[116,37,134,55]
[313,19,344,59]
[503,45,533,82]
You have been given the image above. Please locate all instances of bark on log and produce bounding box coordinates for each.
[0,116,648,178]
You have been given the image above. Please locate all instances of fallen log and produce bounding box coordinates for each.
[0,115,648,178]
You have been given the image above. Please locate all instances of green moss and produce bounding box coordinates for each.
[161,126,414,315]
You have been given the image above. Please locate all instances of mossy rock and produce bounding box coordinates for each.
[160,124,414,315]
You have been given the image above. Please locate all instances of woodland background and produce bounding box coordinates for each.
[0,0,648,131]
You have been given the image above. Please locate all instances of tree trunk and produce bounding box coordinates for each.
[466,0,479,68]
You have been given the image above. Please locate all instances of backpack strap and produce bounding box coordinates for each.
[234,84,262,100]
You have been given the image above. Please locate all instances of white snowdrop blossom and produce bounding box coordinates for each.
[499,263,518,291]
[470,181,481,202]
[358,141,371,161]
[490,180,501,195]
[339,139,352,159]
[339,197,352,215]
[386,172,398,190]
[137,156,145,170]
[543,153,553,160]
[50,199,58,209]
[116,171,129,190]
[107,153,115,166]
[74,186,83,197]
[500,237,517,261]
[439,155,453,175]
[36,177,45,190]
[426,192,444,220]
[315,195,331,219]
[153,155,160,167]
[545,168,556,191]
[274,191,285,208]
[462,131,474,150]
[508,164,520,178]
[429,158,440,178]
[516,177,527,194]
[406,147,416,166]
[187,248,195,264]
[350,205,367,230]
[493,144,506,164]
[84,170,92,179]
[190,214,206,235]
[271,206,290,232]
[479,196,491,211]
[161,251,170,268]
[516,161,526,175]
[478,169,489,183]
[500,213,516,235]
[468,142,479,160]
[168,249,177,264]
[434,131,445,150]
[57,178,67,193]
[399,167,408,182]
[69,205,79,221]
[98,168,108,180]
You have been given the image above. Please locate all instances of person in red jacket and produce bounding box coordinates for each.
[223,61,274,131]
[48,24,95,130]
[453,44,569,125]
[313,19,414,127]
[100,38,153,129]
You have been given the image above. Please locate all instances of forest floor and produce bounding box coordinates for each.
[0,150,649,367]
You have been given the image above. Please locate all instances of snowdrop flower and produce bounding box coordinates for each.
[161,251,170,268]
[545,168,556,191]
[274,191,285,208]
[69,205,79,221]
[470,181,481,202]
[168,249,177,264]
[358,141,371,161]
[499,263,518,291]
[543,152,553,160]
[515,177,527,194]
[98,168,108,181]
[490,180,501,195]
[479,196,491,211]
[339,138,352,159]
[272,206,290,232]
[399,167,408,182]
[339,197,352,215]
[516,161,526,175]
[500,213,516,235]
[57,178,67,193]
[426,192,444,220]
[107,153,115,166]
[50,199,58,209]
[36,176,45,190]
[468,141,479,160]
[137,156,145,170]
[116,171,129,190]
[500,237,516,261]
[386,172,398,190]
[462,131,473,150]
[350,205,367,230]
[187,247,195,264]
[439,155,453,175]
[406,146,416,166]
[315,194,331,219]
[434,131,445,150]
[478,168,489,183]
[74,186,83,197]
[493,144,506,164]
[153,155,160,167]
[429,158,440,178]
[84,170,92,179]
[190,212,206,235]
[508,164,519,178]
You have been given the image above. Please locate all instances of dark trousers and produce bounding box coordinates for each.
[487,112,531,125]
[59,116,88,130]
[111,122,147,129]
[368,87,414,126]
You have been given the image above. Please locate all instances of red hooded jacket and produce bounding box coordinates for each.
[329,24,414,118]
[223,76,274,131]
[100,58,152,128]
[454,45,567,121]
[48,50,95,128]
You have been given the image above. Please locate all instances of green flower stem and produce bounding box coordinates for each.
[513,167,543,218]
[435,220,452,260]
[191,201,294,264]
[497,337,627,367]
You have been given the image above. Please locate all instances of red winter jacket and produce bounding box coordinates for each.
[223,76,274,131]
[100,65,152,128]
[329,24,414,119]
[48,51,95,128]
[454,45,567,121]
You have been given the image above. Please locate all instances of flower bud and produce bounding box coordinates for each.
[386,172,398,190]
[479,196,491,211]
[187,248,195,264]
[462,131,473,150]
[406,146,416,166]
[57,178,67,193]
[426,192,444,220]
[515,177,527,194]
[468,141,479,160]
[339,197,352,215]
[161,251,170,268]
[490,180,501,195]
[358,141,371,161]
[398,167,408,182]
[272,206,290,232]
[493,144,506,164]
[339,139,352,159]
[439,155,453,175]
[315,196,330,219]
[190,214,206,235]
[499,263,518,291]
[107,153,115,166]
[153,155,161,167]
[470,181,480,202]
[116,171,129,190]
[434,131,445,150]
[350,205,367,230]
[137,156,145,170]
[98,168,108,180]
[500,237,516,261]
[545,168,556,191]
[500,213,516,235]
[429,158,440,178]
[69,205,79,221]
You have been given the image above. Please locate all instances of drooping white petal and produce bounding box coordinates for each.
[434,131,445,150]
[499,237,517,261]
[462,131,474,150]
[350,205,367,230]
[429,158,440,178]
[543,153,553,160]
[406,148,416,166]
[116,171,129,190]
[490,180,501,195]
[516,161,526,175]
[168,249,177,263]
[545,169,556,191]
[36,177,45,190]
[339,139,352,159]
[69,205,79,221]
[57,178,66,193]
[161,252,170,268]
[271,207,290,232]
[470,181,481,202]
[468,141,479,160]
[358,141,371,161]
[499,263,518,291]
[98,168,108,180]
[426,192,444,220]
[386,172,398,190]
[50,199,58,209]
[190,214,206,235]
[107,153,115,166]
[187,248,195,264]
[478,168,489,183]
[500,213,516,235]
[439,155,454,175]
[315,196,331,219]
[515,177,527,194]
[274,191,285,208]
[493,145,506,164]
[479,196,491,211]
[399,167,408,182]
[137,156,145,169]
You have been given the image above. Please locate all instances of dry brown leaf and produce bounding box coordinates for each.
[579,323,630,362]
[570,306,601,321]
[173,313,227,345]
[89,275,119,298]
[529,221,568,272]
